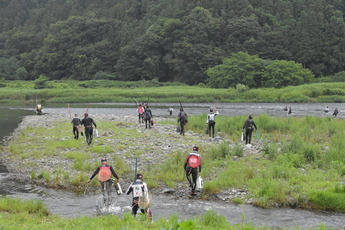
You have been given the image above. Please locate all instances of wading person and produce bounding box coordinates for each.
[35,104,42,115]
[207,108,219,138]
[184,146,202,196]
[169,107,173,116]
[333,107,339,117]
[143,105,152,129]
[88,158,120,206]
[81,113,97,145]
[177,108,188,136]
[71,114,82,140]
[126,174,149,217]
[242,115,257,145]
[137,104,144,124]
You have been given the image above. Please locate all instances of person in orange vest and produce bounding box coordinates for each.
[137,104,144,124]
[88,158,120,205]
[184,146,202,196]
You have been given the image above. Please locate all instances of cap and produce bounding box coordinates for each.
[193,146,199,151]
[137,173,143,179]
[101,158,107,162]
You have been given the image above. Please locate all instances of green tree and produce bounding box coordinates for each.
[261,60,314,88]
[206,52,265,88]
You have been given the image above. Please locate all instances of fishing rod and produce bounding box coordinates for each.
[83,183,89,195]
[85,104,90,114]
[133,98,138,106]
[179,100,183,110]
[68,104,71,120]
[134,157,138,183]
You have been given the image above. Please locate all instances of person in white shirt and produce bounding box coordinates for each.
[207,108,219,138]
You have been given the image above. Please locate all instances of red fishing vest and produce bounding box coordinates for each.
[98,166,111,182]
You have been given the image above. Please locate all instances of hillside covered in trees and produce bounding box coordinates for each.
[1,0,345,87]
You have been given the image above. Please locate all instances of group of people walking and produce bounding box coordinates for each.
[71,113,97,145]
[137,104,153,129]
[86,145,202,217]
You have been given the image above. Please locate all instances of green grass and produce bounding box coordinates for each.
[4,80,345,103]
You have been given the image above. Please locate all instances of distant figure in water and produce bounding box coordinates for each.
[169,108,173,116]
[333,108,339,117]
[35,104,42,115]
[324,106,330,113]
[288,107,292,114]
[284,106,288,112]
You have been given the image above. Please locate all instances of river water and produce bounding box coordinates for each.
[0,104,345,229]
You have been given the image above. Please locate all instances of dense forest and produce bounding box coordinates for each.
[0,0,345,87]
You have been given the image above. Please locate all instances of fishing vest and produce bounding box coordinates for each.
[98,166,112,182]
[209,114,215,122]
[187,153,201,168]
[132,180,144,198]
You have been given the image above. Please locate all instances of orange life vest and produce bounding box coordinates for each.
[187,154,201,168]
[98,166,112,182]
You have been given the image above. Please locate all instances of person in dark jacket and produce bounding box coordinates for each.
[71,114,82,139]
[184,146,202,195]
[88,158,120,205]
[333,107,339,117]
[81,113,97,145]
[177,108,188,136]
[143,106,152,129]
[242,115,257,144]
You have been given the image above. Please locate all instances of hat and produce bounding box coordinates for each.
[193,146,199,151]
[101,158,107,162]
[137,174,143,179]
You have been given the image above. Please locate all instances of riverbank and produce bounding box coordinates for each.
[2,80,345,103]
[1,113,345,213]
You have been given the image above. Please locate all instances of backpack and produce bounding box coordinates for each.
[188,154,201,168]
[145,110,151,119]
[179,111,187,121]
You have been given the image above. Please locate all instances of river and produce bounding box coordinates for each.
[0,104,345,229]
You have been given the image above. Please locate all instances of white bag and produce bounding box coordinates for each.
[115,183,122,195]
[196,176,203,190]
[94,129,99,138]
[241,132,244,141]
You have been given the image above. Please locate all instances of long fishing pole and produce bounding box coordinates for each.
[68,104,71,120]
[83,183,89,195]
[134,157,138,183]
[133,98,138,106]
[85,104,90,114]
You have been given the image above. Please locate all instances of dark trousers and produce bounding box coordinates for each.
[208,121,215,138]
[145,118,151,129]
[186,167,198,193]
[179,121,186,135]
[73,126,79,139]
[132,197,145,216]
[85,127,93,145]
[100,180,113,205]
[139,114,144,123]
[245,129,253,144]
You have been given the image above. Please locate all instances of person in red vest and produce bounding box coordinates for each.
[184,146,202,195]
[88,158,120,205]
[137,104,144,124]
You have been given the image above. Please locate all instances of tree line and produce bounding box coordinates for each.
[1,0,345,88]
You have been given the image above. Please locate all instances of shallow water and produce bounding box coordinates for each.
[0,105,345,229]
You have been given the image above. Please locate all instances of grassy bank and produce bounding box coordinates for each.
[147,115,345,212]
[3,113,345,212]
[0,197,270,230]
[2,80,345,103]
